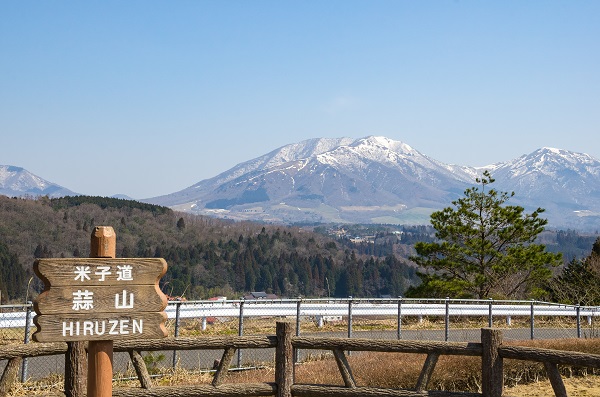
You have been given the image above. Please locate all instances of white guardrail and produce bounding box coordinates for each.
[2,299,599,329]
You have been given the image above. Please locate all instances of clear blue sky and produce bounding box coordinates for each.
[1,1,599,199]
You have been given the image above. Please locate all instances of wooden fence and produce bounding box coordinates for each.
[2,322,600,397]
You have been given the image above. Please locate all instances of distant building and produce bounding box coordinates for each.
[243,291,278,300]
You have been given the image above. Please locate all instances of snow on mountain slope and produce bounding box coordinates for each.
[0,165,76,198]
[147,137,600,229]
[5,135,598,230]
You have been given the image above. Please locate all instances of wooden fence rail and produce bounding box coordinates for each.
[2,322,600,397]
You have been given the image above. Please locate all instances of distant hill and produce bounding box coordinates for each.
[0,165,77,197]
[148,137,600,231]
[0,195,416,303]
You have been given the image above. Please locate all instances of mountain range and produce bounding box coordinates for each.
[147,136,600,231]
[3,136,600,231]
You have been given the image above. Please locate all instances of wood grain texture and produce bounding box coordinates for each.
[499,345,600,368]
[543,362,567,397]
[112,383,278,397]
[291,384,482,397]
[0,342,68,360]
[33,312,168,342]
[481,329,503,397]
[114,336,277,352]
[129,350,153,389]
[0,357,22,396]
[35,284,167,314]
[292,337,482,356]
[34,258,167,287]
[415,353,439,392]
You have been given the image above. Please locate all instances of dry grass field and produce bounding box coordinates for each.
[9,338,600,396]
[4,316,600,396]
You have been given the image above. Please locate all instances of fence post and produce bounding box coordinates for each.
[276,321,294,397]
[295,297,301,364]
[397,296,402,340]
[530,300,535,340]
[347,297,353,339]
[445,297,450,342]
[481,328,503,397]
[87,226,116,397]
[576,305,581,338]
[172,301,182,368]
[488,298,493,328]
[237,299,245,368]
[20,303,32,382]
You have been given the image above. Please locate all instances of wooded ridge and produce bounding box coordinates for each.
[0,195,416,303]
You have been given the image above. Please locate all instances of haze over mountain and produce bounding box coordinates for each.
[4,136,600,231]
[147,136,600,231]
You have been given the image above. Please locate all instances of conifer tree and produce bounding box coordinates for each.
[407,171,561,299]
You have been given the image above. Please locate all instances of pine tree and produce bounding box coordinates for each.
[407,171,562,299]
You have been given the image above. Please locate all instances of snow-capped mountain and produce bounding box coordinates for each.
[485,147,600,229]
[5,137,600,230]
[148,136,600,230]
[0,165,77,198]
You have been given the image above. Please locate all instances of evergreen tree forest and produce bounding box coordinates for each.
[0,195,415,303]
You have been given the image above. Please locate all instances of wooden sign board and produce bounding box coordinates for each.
[34,258,167,287]
[33,312,168,343]
[33,258,168,343]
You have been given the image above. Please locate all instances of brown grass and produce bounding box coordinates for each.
[151,338,600,392]
[6,337,600,396]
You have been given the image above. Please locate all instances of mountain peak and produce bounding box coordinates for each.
[0,165,77,198]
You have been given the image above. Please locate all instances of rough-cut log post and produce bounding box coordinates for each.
[415,353,439,392]
[212,347,237,387]
[65,341,87,397]
[129,350,153,389]
[88,226,116,397]
[276,321,294,397]
[481,328,503,397]
[544,362,567,397]
[0,357,22,396]
[333,348,356,388]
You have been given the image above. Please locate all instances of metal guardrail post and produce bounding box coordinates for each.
[576,305,581,338]
[347,297,353,339]
[172,301,182,368]
[21,302,32,382]
[530,300,535,340]
[238,299,245,368]
[347,297,353,356]
[445,297,450,342]
[488,298,493,328]
[397,296,402,340]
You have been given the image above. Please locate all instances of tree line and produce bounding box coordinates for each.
[0,195,416,303]
[2,181,599,305]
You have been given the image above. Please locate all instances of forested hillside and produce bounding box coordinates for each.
[0,195,416,303]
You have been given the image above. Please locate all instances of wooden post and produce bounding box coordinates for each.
[481,328,503,397]
[0,357,22,396]
[63,224,117,396]
[65,341,87,397]
[87,227,116,397]
[276,321,294,397]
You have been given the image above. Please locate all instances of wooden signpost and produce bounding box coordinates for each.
[32,226,169,397]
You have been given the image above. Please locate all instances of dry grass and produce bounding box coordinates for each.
[151,339,600,391]
[5,332,600,396]
[172,314,593,337]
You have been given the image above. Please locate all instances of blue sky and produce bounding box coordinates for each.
[1,1,599,199]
